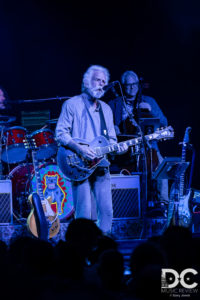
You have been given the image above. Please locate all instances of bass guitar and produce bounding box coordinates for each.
[57,126,174,181]
[25,137,60,239]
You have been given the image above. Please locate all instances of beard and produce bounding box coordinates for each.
[87,87,105,99]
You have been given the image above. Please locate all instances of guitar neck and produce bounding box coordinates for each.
[179,143,187,197]
[179,127,192,197]
[96,136,140,156]
[32,151,44,201]
[94,130,169,156]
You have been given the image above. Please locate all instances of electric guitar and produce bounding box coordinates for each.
[57,126,174,181]
[25,137,60,239]
[168,127,192,228]
[177,127,193,227]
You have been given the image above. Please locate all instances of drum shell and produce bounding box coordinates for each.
[2,126,28,164]
[8,163,34,218]
[30,129,57,161]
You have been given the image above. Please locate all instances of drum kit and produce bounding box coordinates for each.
[0,116,74,223]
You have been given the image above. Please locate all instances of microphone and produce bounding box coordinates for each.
[103,81,118,92]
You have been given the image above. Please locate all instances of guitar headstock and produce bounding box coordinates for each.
[147,126,174,141]
[183,127,192,144]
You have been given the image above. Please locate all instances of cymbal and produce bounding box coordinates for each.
[0,115,16,124]
[46,119,58,124]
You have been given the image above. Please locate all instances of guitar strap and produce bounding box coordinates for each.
[99,102,110,140]
[83,96,109,140]
[82,97,110,168]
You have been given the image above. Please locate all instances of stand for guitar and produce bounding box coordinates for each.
[152,157,190,232]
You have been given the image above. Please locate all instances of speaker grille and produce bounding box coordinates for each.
[112,188,140,218]
[0,193,12,223]
[0,180,13,224]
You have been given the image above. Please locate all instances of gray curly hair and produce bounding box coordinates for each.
[121,70,139,85]
[81,65,110,92]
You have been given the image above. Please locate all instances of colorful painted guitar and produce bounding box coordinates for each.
[57,126,174,181]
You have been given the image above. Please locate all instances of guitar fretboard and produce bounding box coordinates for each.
[179,127,191,198]
[94,129,172,157]
[179,144,186,197]
[95,137,140,156]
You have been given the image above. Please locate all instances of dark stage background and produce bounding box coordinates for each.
[0,0,200,189]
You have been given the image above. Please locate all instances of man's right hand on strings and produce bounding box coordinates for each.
[67,139,96,161]
[77,144,96,161]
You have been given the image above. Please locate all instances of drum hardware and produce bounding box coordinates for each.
[45,119,58,124]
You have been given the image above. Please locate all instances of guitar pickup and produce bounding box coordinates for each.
[66,155,74,166]
[66,154,80,166]
[73,154,81,164]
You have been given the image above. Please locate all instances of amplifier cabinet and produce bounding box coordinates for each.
[111,175,140,219]
[0,180,13,224]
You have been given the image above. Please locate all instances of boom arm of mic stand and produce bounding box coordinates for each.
[8,96,70,104]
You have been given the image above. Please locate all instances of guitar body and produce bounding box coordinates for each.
[57,136,109,181]
[27,193,60,239]
[168,185,193,228]
[178,190,193,227]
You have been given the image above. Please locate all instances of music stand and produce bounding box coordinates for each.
[139,118,160,135]
[152,157,190,180]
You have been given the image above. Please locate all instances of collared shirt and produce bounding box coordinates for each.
[108,95,168,130]
[55,92,117,146]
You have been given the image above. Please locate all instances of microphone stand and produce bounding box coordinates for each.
[136,81,157,229]
[0,126,4,179]
[7,96,70,105]
[117,82,148,238]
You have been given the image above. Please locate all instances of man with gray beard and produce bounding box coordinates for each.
[56,65,125,234]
